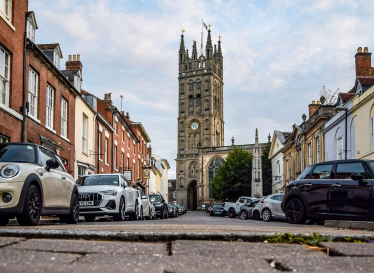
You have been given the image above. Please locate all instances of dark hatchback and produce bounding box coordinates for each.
[149,194,168,219]
[281,159,374,224]
[210,203,226,216]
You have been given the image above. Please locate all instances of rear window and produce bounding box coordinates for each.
[212,204,223,209]
[76,175,119,186]
[336,163,366,179]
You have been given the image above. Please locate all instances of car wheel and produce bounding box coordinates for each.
[165,209,168,219]
[305,219,315,225]
[84,215,96,222]
[113,198,126,221]
[0,217,9,226]
[17,185,41,226]
[228,208,236,218]
[145,208,151,220]
[60,194,80,224]
[253,211,260,220]
[285,198,307,224]
[316,219,325,225]
[210,212,214,216]
[262,209,272,222]
[138,206,144,220]
[160,207,165,219]
[240,210,248,220]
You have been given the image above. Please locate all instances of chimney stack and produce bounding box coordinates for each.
[65,54,83,76]
[355,47,374,77]
[308,100,320,117]
[125,112,130,120]
[102,93,112,105]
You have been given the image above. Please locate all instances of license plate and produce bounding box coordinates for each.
[79,201,94,206]
[215,211,221,214]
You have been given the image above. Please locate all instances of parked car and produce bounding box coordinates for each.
[167,203,178,217]
[135,190,153,220]
[252,196,267,220]
[182,205,187,213]
[210,203,226,216]
[239,200,260,220]
[260,194,285,222]
[149,194,168,219]
[0,143,79,226]
[175,205,183,215]
[224,196,258,218]
[77,174,138,222]
[282,159,374,224]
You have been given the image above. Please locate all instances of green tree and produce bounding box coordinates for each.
[261,142,272,196]
[211,148,252,201]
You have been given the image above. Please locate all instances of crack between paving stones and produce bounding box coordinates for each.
[265,258,294,272]
[0,238,27,249]
[70,253,87,265]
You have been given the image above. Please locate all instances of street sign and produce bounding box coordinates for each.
[143,169,150,179]
[123,170,132,182]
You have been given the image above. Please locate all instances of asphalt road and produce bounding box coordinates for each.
[5,211,374,236]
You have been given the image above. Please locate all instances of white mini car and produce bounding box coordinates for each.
[136,190,155,220]
[77,174,138,222]
[0,143,79,226]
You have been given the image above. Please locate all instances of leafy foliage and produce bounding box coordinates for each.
[261,142,272,196]
[264,233,334,246]
[211,148,252,201]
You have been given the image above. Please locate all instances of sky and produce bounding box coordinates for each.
[30,0,374,179]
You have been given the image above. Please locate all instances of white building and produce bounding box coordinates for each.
[269,131,291,193]
[148,154,170,202]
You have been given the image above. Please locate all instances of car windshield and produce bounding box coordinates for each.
[0,144,36,163]
[212,204,223,209]
[76,175,119,186]
[149,195,162,202]
[297,165,314,179]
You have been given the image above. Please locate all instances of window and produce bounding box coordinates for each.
[297,165,314,179]
[98,132,102,160]
[133,141,135,155]
[28,68,38,117]
[105,137,108,164]
[78,166,86,178]
[26,19,35,42]
[114,121,117,134]
[308,143,312,166]
[371,116,374,150]
[336,136,343,160]
[197,82,201,90]
[196,94,201,107]
[335,163,366,179]
[53,51,60,70]
[0,0,12,21]
[189,83,193,91]
[82,114,88,154]
[0,134,9,143]
[138,159,141,178]
[208,157,223,198]
[316,137,320,163]
[127,134,130,149]
[286,159,289,180]
[189,96,193,107]
[121,151,124,171]
[311,164,333,179]
[298,150,302,172]
[46,85,54,129]
[122,128,125,143]
[61,99,68,138]
[0,46,10,106]
[127,157,129,170]
[114,144,117,171]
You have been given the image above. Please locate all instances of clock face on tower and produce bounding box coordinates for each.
[191,122,199,131]
[217,124,220,132]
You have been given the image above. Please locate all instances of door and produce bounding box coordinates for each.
[299,164,334,216]
[39,148,65,207]
[329,162,372,219]
[271,195,284,217]
[53,153,74,207]
[121,176,134,211]
[140,191,149,215]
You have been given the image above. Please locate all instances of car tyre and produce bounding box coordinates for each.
[228,208,236,218]
[165,209,168,219]
[145,208,151,220]
[84,215,96,222]
[113,197,126,221]
[138,206,144,220]
[262,209,272,222]
[0,217,9,226]
[240,210,248,220]
[253,211,260,220]
[285,198,307,224]
[129,202,138,221]
[60,194,80,224]
[17,185,41,226]
[160,207,165,219]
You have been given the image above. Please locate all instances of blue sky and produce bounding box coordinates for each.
[30,0,374,178]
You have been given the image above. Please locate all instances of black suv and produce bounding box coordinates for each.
[281,159,374,224]
[149,194,168,219]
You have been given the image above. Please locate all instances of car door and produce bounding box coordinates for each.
[39,147,65,207]
[140,191,149,215]
[272,195,284,218]
[121,176,134,211]
[298,164,334,216]
[237,197,246,212]
[53,153,74,207]
[329,162,372,219]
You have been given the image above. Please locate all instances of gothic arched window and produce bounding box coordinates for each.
[197,82,201,90]
[189,95,194,107]
[208,157,223,198]
[196,94,201,107]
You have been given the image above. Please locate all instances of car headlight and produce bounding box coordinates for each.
[100,190,117,196]
[0,164,21,179]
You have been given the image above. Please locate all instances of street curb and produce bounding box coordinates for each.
[0,228,373,242]
[325,220,374,230]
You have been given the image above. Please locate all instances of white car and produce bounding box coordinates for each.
[260,194,286,222]
[77,174,138,222]
[135,190,155,220]
[224,196,258,218]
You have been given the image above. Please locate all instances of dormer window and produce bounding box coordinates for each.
[74,71,81,92]
[0,0,12,22]
[53,51,60,69]
[26,19,35,42]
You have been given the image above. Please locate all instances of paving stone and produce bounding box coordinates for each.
[8,238,167,255]
[320,242,374,257]
[0,237,24,247]
[350,221,374,230]
[173,240,325,259]
[325,220,352,228]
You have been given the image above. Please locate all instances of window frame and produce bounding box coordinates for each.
[105,137,108,164]
[28,67,38,118]
[61,98,68,138]
[0,45,10,106]
[98,131,102,161]
[53,51,60,70]
[336,136,343,160]
[0,0,12,22]
[114,144,117,171]
[371,116,374,150]
[316,137,320,163]
[82,114,88,154]
[308,143,312,166]
[26,18,35,42]
[46,84,55,130]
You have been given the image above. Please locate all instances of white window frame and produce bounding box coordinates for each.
[121,151,124,171]
[0,134,9,143]
[336,136,343,160]
[105,137,108,165]
[46,84,54,129]
[0,46,10,106]
[0,0,12,22]
[316,137,320,163]
[308,143,312,166]
[133,140,136,155]
[127,134,130,149]
[371,116,374,150]
[122,128,125,143]
[286,159,289,180]
[61,98,68,138]
[82,114,88,154]
[26,19,35,42]
[28,68,38,118]
[53,51,60,70]
[98,132,102,161]
[114,144,117,171]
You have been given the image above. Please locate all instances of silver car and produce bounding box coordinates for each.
[260,194,285,222]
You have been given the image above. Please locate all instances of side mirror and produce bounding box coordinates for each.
[45,159,59,172]
[351,172,363,182]
[141,195,148,200]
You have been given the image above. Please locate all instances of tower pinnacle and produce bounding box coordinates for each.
[255,128,258,144]
[206,29,213,59]
[192,40,197,60]
[179,31,185,53]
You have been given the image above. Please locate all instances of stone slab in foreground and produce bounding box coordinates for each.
[325,220,374,230]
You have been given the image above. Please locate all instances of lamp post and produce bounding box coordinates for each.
[336,106,349,160]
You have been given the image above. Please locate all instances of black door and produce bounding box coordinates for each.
[300,164,334,216]
[329,162,372,220]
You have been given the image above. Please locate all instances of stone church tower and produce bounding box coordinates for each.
[175,29,224,209]
[251,128,263,198]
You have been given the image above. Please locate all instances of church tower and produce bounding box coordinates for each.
[251,128,263,198]
[175,28,224,209]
